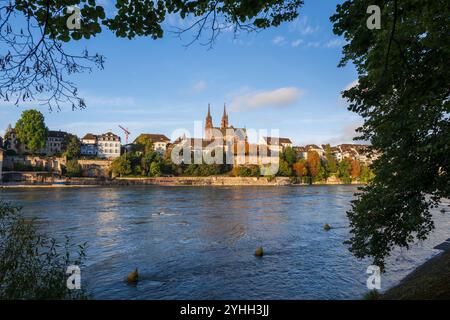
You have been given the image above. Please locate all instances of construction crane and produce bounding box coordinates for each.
[118,125,131,144]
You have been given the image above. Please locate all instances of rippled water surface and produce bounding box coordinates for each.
[1,185,449,299]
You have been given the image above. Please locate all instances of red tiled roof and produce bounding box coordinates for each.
[263,137,292,145]
[134,134,170,143]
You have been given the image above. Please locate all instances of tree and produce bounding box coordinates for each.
[141,151,160,175]
[283,147,297,166]
[350,159,361,180]
[149,161,161,177]
[65,159,82,177]
[332,0,450,268]
[293,160,307,178]
[278,159,292,177]
[236,165,260,177]
[15,109,48,154]
[1,0,304,110]
[306,151,321,180]
[337,158,352,184]
[316,165,328,182]
[111,154,132,177]
[63,134,81,159]
[360,164,375,183]
[324,144,337,174]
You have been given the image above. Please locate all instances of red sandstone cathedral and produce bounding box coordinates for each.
[204,103,246,141]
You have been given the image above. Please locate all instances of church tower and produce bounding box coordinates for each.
[221,103,229,129]
[205,103,213,140]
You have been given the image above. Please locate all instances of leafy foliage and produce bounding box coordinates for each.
[149,161,161,177]
[14,109,48,154]
[324,144,337,174]
[235,165,260,177]
[306,151,321,180]
[332,0,450,268]
[292,159,307,178]
[0,201,87,299]
[337,157,352,184]
[63,134,81,159]
[277,159,292,177]
[110,153,133,177]
[283,147,297,166]
[65,159,82,177]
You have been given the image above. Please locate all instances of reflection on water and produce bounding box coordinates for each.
[1,185,449,299]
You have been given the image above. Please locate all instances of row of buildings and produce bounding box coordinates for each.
[0,105,376,165]
[168,105,375,166]
[1,125,127,159]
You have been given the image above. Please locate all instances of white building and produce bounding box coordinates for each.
[80,132,121,159]
[260,136,293,153]
[97,132,121,159]
[80,133,98,157]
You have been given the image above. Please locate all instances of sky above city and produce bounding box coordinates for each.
[0,0,362,146]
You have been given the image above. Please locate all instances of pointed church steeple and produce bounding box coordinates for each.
[205,103,213,140]
[221,103,229,129]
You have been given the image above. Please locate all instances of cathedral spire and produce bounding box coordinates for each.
[205,103,213,140]
[221,103,229,129]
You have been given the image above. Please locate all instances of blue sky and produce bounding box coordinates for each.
[0,0,361,146]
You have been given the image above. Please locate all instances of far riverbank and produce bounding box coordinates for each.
[0,174,367,187]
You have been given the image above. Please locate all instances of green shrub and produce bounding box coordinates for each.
[0,201,87,299]
[65,159,82,177]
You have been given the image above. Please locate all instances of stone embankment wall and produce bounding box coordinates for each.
[2,155,67,173]
[1,174,291,186]
[1,172,364,186]
[77,159,112,178]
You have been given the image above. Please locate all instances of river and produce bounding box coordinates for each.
[1,185,449,299]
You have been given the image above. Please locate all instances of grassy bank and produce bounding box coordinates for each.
[382,251,450,300]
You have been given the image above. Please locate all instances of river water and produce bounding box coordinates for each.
[1,185,449,299]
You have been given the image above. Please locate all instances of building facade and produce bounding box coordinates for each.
[45,130,68,155]
[80,133,98,156]
[80,132,121,159]
[97,132,121,159]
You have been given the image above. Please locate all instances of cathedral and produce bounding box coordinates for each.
[204,103,246,142]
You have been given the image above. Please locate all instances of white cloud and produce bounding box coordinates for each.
[84,95,136,107]
[272,36,286,46]
[192,80,207,93]
[289,16,319,35]
[307,41,321,48]
[324,38,345,48]
[305,38,346,49]
[230,87,304,111]
[291,39,304,47]
[327,122,367,145]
